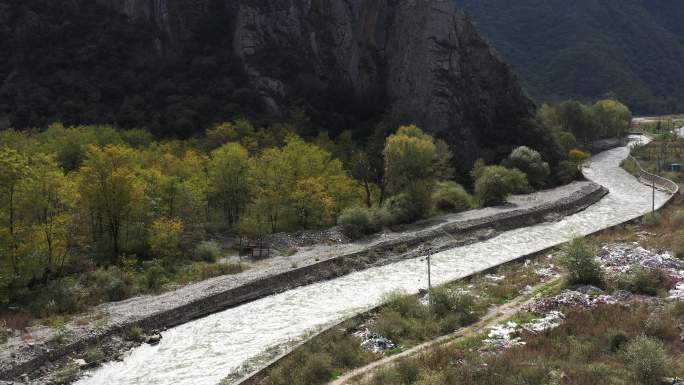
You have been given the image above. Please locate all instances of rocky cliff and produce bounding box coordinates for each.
[93,0,562,171]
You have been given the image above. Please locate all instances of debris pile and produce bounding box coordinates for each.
[527,290,618,313]
[598,243,683,276]
[353,329,396,353]
[522,311,565,333]
[535,266,561,281]
[483,322,524,349]
[483,311,565,350]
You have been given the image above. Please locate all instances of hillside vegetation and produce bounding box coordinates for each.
[457,0,684,114]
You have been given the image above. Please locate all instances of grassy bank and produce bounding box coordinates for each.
[246,253,561,385]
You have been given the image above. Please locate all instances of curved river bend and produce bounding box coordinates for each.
[77,144,671,385]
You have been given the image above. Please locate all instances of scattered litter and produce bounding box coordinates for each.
[484,311,564,349]
[670,282,684,299]
[486,275,505,282]
[483,322,524,349]
[523,311,564,333]
[353,329,396,353]
[527,290,618,313]
[535,266,561,281]
[598,243,683,274]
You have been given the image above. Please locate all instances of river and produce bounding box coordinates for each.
[76,143,672,385]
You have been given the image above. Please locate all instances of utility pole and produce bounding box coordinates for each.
[427,251,432,293]
[652,177,656,216]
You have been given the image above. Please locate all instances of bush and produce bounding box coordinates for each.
[670,210,684,228]
[621,336,668,385]
[45,278,86,315]
[429,287,478,325]
[557,160,581,184]
[84,347,105,365]
[431,181,473,213]
[504,146,551,188]
[194,241,222,262]
[474,165,531,206]
[338,207,377,238]
[125,325,145,342]
[559,238,604,286]
[642,212,661,227]
[300,352,334,385]
[383,193,426,225]
[53,365,80,385]
[607,330,629,352]
[618,267,672,296]
[143,260,168,291]
[383,291,426,318]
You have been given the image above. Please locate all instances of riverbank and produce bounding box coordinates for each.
[338,207,684,385]
[70,144,674,385]
[0,180,607,383]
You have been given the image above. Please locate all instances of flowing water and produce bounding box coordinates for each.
[77,144,671,385]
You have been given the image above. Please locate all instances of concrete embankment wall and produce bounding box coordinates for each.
[0,184,608,381]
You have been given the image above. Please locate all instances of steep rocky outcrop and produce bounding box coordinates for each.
[97,0,563,172]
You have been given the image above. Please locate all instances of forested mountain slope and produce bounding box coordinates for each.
[457,0,684,114]
[0,0,561,173]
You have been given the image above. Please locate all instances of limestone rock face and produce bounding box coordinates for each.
[99,0,563,171]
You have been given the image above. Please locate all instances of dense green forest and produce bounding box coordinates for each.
[456,0,684,114]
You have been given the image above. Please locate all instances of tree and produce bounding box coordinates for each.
[244,136,358,232]
[504,146,550,189]
[149,218,184,263]
[17,154,76,276]
[0,147,30,274]
[78,145,144,263]
[383,125,437,197]
[474,165,530,206]
[207,143,250,227]
[591,99,632,138]
[557,101,593,143]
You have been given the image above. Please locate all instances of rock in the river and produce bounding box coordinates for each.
[146,333,162,346]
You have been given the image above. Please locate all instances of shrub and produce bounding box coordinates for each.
[621,336,668,385]
[125,325,145,342]
[642,212,661,227]
[338,207,377,238]
[83,267,133,302]
[300,352,333,385]
[0,329,9,344]
[670,210,684,228]
[143,260,168,291]
[607,330,629,352]
[559,238,604,286]
[384,193,426,225]
[383,291,426,318]
[474,165,531,206]
[194,241,222,262]
[53,365,80,385]
[569,149,591,165]
[431,181,473,213]
[557,160,581,184]
[618,268,671,296]
[84,347,105,365]
[504,146,551,188]
[45,278,86,315]
[429,287,479,325]
[395,360,420,384]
